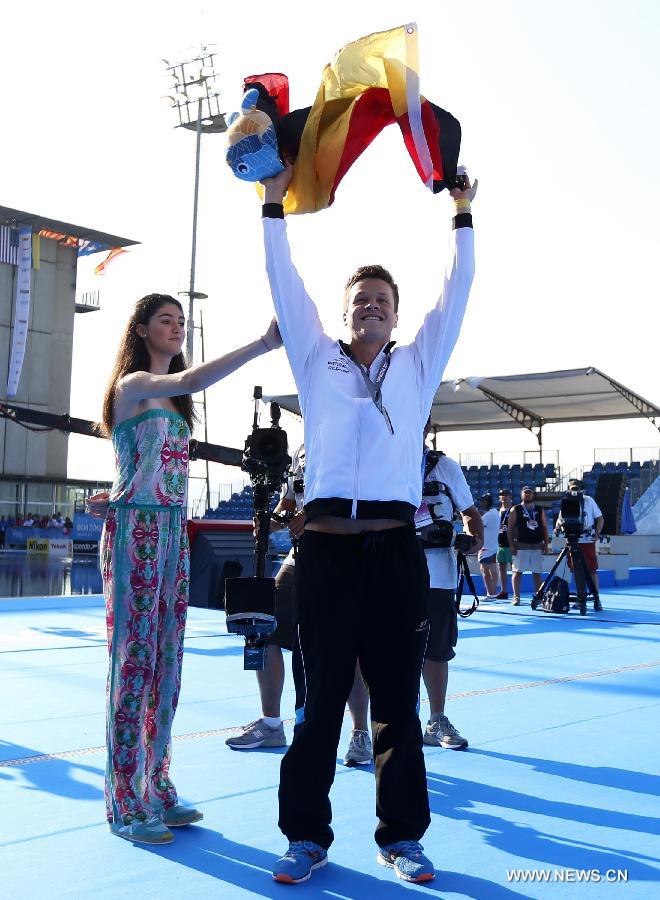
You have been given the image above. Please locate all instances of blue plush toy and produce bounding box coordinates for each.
[225,88,285,182]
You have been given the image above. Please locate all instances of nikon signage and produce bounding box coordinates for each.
[26,538,73,556]
[26,538,49,554]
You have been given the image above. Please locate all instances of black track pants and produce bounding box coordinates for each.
[278,524,431,849]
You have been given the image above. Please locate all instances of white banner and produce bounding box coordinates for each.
[7,226,32,397]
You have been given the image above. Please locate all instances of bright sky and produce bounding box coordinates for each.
[2,0,659,508]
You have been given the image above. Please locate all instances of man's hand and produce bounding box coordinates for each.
[261,162,294,204]
[450,169,478,204]
[85,491,109,520]
[288,508,305,540]
[463,534,483,555]
[261,317,283,351]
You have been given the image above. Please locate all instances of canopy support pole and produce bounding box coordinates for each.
[596,371,660,432]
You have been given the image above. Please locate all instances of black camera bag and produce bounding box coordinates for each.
[541,576,570,613]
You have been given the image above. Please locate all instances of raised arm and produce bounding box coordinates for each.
[261,165,325,394]
[413,174,478,409]
[116,319,281,408]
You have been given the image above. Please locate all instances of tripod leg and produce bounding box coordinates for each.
[532,547,566,610]
[571,547,589,616]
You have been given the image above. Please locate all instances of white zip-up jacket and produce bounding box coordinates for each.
[263,213,475,522]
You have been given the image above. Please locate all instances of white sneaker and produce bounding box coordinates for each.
[344,729,373,766]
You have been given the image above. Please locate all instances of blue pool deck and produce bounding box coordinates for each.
[1,585,659,899]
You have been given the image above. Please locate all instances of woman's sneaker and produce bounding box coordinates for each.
[109,816,174,844]
[225,718,286,749]
[162,805,204,827]
[344,729,373,766]
[423,715,468,750]
[377,841,435,882]
[272,840,328,883]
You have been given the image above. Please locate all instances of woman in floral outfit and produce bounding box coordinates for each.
[91,293,281,844]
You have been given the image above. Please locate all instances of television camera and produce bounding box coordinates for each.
[224,387,291,668]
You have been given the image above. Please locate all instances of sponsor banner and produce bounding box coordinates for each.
[73,539,99,556]
[73,512,104,541]
[48,539,72,556]
[7,227,33,397]
[27,538,49,554]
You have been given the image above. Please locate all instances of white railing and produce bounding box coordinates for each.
[593,446,660,464]
[455,449,560,469]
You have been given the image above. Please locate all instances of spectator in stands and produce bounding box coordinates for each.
[0,515,6,549]
[23,514,34,527]
[495,489,513,599]
[478,494,500,600]
[64,516,73,534]
[227,445,373,766]
[555,478,604,611]
[507,486,549,605]
[416,438,482,749]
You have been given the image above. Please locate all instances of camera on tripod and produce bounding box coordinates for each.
[558,490,585,541]
[532,488,598,616]
[224,386,291,670]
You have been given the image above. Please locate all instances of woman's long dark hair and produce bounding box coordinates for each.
[101,294,196,435]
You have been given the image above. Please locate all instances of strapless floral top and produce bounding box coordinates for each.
[109,409,190,507]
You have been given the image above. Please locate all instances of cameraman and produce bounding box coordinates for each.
[507,486,549,606]
[227,445,373,763]
[227,446,374,758]
[226,446,305,751]
[260,164,476,883]
[555,478,604,611]
[416,437,482,750]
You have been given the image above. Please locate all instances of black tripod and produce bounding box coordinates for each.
[532,537,600,616]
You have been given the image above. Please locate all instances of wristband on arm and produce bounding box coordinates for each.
[262,203,284,219]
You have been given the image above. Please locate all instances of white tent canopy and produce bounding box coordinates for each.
[266,367,659,451]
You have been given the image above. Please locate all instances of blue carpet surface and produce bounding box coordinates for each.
[1,585,659,898]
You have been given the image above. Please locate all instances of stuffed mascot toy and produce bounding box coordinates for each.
[225,23,462,215]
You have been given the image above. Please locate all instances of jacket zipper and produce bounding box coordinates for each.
[352,402,362,518]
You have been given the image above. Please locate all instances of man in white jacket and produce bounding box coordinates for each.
[261,163,477,885]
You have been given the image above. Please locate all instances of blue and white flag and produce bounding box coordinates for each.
[78,240,110,257]
[7,227,32,397]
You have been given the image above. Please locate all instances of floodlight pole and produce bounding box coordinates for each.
[164,49,227,513]
[186,97,203,364]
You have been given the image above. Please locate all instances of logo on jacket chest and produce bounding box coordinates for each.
[327,357,350,374]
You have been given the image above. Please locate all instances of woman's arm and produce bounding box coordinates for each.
[117,318,281,405]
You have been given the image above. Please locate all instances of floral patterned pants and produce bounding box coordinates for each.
[101,506,189,826]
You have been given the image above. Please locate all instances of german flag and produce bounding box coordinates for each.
[247,23,461,215]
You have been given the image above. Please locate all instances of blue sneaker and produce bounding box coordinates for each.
[272,840,328,883]
[377,841,435,882]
